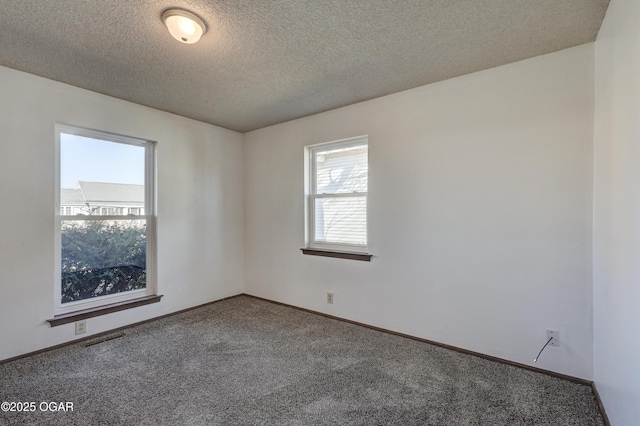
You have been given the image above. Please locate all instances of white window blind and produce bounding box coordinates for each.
[308,137,368,251]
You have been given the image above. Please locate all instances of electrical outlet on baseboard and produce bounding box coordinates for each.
[75,320,86,335]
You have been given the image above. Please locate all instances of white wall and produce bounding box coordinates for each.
[0,66,244,361]
[594,0,640,423]
[244,45,595,379]
[0,39,599,385]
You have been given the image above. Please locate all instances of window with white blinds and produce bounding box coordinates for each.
[307,136,368,252]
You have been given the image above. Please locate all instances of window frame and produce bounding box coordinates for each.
[53,124,157,315]
[305,135,369,254]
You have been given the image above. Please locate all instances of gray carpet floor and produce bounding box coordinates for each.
[0,296,604,425]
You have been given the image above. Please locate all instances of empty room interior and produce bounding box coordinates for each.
[0,0,638,424]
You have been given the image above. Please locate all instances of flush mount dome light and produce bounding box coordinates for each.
[162,9,206,44]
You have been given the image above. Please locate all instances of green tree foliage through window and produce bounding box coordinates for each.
[61,220,146,303]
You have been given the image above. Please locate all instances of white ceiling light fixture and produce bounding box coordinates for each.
[162,9,206,44]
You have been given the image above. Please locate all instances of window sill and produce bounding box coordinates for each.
[301,248,372,261]
[47,295,163,327]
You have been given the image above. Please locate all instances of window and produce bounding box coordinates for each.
[306,136,368,254]
[54,125,156,314]
[100,207,124,216]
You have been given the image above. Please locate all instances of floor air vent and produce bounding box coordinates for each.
[84,333,125,347]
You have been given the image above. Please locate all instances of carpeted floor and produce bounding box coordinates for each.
[0,296,604,425]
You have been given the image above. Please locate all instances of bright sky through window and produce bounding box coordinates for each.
[60,134,145,189]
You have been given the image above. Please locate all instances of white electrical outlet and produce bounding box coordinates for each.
[327,292,334,304]
[75,320,86,335]
[546,329,559,346]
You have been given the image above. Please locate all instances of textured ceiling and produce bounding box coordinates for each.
[0,1,609,133]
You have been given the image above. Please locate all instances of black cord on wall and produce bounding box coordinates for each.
[533,337,554,363]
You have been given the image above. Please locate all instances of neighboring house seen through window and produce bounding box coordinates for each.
[55,125,156,314]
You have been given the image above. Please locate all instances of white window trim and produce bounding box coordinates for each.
[54,124,157,315]
[305,135,369,254]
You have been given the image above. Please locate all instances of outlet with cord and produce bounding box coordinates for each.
[546,329,560,347]
[533,329,559,362]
